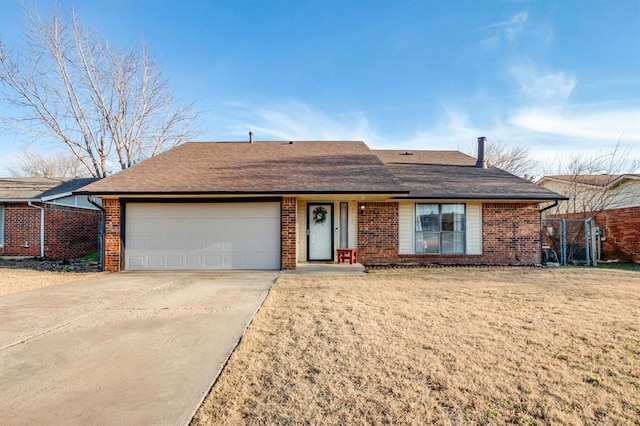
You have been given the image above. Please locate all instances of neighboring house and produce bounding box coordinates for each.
[0,178,101,260]
[76,139,565,272]
[538,174,640,261]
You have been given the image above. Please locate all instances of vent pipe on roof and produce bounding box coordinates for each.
[249,131,253,143]
[476,136,488,168]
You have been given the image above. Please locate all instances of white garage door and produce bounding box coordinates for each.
[125,202,281,270]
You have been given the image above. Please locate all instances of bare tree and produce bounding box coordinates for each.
[0,6,196,178]
[9,149,89,178]
[539,140,640,216]
[467,140,536,177]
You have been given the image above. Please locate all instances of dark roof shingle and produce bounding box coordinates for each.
[375,149,565,200]
[78,141,407,195]
[0,177,95,200]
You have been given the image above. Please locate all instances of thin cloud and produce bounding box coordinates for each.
[212,99,380,143]
[479,12,528,46]
[510,106,640,141]
[510,64,577,104]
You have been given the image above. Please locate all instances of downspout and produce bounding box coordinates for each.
[87,197,106,270]
[27,202,45,258]
[539,200,559,265]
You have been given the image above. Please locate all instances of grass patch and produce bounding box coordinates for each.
[596,262,640,272]
[78,252,99,262]
[193,267,640,425]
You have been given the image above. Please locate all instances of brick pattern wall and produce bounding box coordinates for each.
[44,205,100,260]
[548,207,640,261]
[1,203,41,257]
[358,201,542,266]
[0,202,99,260]
[103,199,121,272]
[357,202,399,263]
[598,206,640,261]
[481,203,540,264]
[281,197,297,270]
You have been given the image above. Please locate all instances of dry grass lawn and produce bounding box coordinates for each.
[0,268,102,296]
[193,268,640,425]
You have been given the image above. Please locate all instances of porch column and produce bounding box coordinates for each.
[281,197,297,270]
[103,198,121,272]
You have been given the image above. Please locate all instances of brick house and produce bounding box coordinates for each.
[0,178,101,260]
[538,174,640,261]
[76,138,565,272]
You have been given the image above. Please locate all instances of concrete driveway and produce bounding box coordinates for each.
[0,271,277,425]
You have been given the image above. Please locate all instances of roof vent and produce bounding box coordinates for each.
[249,131,253,143]
[475,137,487,168]
[400,151,414,156]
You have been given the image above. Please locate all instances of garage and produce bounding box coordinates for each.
[124,202,281,270]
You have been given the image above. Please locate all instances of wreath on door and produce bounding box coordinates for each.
[312,206,328,225]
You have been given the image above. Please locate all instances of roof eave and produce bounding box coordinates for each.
[392,195,569,202]
[0,198,42,203]
[40,192,74,202]
[74,190,411,197]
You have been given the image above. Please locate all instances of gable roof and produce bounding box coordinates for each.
[77,141,408,196]
[0,177,96,201]
[538,174,640,189]
[374,150,566,200]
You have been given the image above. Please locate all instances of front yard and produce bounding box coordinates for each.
[0,258,102,296]
[193,267,640,425]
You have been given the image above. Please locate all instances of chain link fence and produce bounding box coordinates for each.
[541,217,600,266]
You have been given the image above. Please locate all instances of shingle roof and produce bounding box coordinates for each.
[77,141,408,195]
[374,150,477,166]
[0,177,96,200]
[540,174,640,188]
[375,150,565,200]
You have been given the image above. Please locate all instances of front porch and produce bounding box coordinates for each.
[286,261,366,274]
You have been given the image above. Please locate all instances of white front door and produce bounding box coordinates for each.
[308,203,333,260]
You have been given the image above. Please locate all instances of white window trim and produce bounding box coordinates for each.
[414,203,467,255]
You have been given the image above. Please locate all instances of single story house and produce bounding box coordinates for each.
[76,138,565,272]
[538,174,640,261]
[0,177,101,260]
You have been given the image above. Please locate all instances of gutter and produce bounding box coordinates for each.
[27,202,45,258]
[87,197,106,270]
[539,200,559,265]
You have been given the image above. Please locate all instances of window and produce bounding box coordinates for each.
[0,205,4,246]
[415,204,465,254]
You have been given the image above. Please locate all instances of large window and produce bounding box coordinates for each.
[415,204,465,254]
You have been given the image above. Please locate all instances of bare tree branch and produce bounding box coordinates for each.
[0,6,196,178]
[9,149,90,178]
[539,138,640,216]
[467,140,536,177]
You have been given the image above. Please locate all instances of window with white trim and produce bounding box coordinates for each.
[415,204,466,254]
[0,205,4,246]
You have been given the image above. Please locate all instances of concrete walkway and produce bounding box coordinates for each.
[0,271,277,426]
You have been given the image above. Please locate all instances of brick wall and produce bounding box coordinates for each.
[1,203,41,257]
[481,203,540,264]
[358,201,542,266]
[357,202,399,263]
[103,198,121,272]
[44,204,100,260]
[281,197,297,270]
[0,202,99,260]
[547,207,640,261]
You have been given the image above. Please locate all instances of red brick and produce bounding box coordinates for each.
[548,207,640,261]
[357,202,542,266]
[281,197,297,270]
[0,202,99,260]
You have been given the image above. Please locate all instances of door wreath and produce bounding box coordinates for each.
[312,206,328,225]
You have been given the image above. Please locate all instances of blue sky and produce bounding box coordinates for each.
[1,0,639,175]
